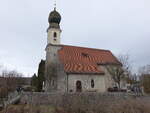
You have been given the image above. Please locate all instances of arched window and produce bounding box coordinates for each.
[91,79,94,88]
[54,32,57,37]
[76,81,82,92]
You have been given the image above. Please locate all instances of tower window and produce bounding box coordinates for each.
[54,32,57,37]
[91,79,94,88]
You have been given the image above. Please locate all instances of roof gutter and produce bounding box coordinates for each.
[66,72,105,75]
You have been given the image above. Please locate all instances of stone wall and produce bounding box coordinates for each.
[45,44,67,92]
[20,92,137,106]
[57,63,68,92]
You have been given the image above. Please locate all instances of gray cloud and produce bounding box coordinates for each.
[0,0,150,76]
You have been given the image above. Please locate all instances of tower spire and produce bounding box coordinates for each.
[47,2,61,45]
[54,0,56,10]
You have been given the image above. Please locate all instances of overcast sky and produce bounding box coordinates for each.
[0,0,150,76]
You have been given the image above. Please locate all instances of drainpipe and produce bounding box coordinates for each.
[67,74,68,92]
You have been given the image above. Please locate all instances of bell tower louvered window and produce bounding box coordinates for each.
[54,32,57,41]
[54,32,57,37]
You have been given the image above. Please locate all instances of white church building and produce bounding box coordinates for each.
[44,8,125,93]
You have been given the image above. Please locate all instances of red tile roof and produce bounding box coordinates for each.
[58,45,121,75]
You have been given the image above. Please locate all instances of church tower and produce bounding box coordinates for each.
[44,8,62,92]
[47,8,61,45]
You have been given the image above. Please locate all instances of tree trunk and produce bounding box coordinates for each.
[118,82,121,91]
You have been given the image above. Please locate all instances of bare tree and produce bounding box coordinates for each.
[118,54,138,84]
[107,65,124,89]
[118,54,132,74]
[139,65,150,93]
[138,65,150,75]
[0,64,3,75]
[107,54,131,89]
[0,69,23,98]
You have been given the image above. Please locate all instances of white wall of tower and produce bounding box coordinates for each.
[47,28,61,45]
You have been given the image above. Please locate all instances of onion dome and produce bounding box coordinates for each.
[48,8,61,24]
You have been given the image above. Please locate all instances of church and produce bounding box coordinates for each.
[44,8,123,93]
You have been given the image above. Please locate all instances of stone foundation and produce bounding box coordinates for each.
[20,92,138,106]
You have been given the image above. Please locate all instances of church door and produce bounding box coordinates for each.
[76,81,82,92]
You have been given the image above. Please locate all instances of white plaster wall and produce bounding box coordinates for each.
[68,74,106,93]
[47,28,61,45]
[99,66,116,90]
[99,65,127,90]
